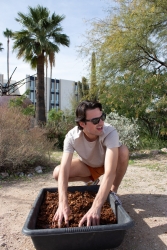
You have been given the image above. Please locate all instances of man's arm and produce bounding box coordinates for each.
[53,152,73,227]
[79,147,118,227]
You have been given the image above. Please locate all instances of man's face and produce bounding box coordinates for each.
[79,108,104,141]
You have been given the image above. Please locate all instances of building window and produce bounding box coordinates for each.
[30,91,34,102]
[56,93,59,104]
[35,78,37,89]
[30,80,34,90]
[56,82,59,91]
[51,80,55,91]
[50,93,54,105]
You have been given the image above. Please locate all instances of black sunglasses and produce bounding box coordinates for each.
[85,113,106,125]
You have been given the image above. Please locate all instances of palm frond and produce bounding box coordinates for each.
[13,6,70,69]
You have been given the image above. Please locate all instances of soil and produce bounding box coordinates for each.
[0,151,167,250]
[36,191,116,229]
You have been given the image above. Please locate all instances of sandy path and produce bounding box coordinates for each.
[0,156,167,250]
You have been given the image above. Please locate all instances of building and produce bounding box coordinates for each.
[0,73,79,113]
[26,75,78,113]
[0,73,79,112]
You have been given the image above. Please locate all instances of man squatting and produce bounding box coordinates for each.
[53,100,129,227]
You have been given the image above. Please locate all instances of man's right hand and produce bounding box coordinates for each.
[52,203,70,228]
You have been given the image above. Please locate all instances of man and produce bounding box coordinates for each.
[53,100,129,227]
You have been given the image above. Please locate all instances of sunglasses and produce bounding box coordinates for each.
[85,113,106,125]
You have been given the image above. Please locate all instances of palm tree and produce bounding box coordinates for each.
[0,43,3,51]
[45,52,55,112]
[3,29,13,84]
[49,51,55,109]
[13,5,70,125]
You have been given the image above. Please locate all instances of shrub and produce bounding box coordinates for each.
[106,112,139,150]
[46,109,76,149]
[0,105,55,173]
[9,90,35,116]
[138,135,167,150]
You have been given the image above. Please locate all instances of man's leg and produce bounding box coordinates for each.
[111,145,129,193]
[53,158,92,183]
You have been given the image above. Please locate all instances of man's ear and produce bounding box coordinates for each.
[79,121,85,129]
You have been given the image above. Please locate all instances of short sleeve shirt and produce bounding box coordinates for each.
[63,123,120,168]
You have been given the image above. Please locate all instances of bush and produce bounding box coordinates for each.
[138,135,167,150]
[9,90,35,116]
[0,105,55,173]
[106,112,139,150]
[46,109,76,149]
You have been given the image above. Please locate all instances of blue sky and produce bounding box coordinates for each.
[0,0,110,83]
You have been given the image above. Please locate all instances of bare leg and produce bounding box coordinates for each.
[53,158,92,183]
[53,145,129,189]
[111,145,129,193]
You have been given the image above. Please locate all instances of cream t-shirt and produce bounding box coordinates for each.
[63,123,120,168]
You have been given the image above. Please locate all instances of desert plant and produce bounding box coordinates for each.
[106,112,139,150]
[138,135,167,150]
[0,105,55,173]
[9,90,35,116]
[46,109,75,149]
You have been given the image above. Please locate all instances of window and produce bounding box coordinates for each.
[51,80,55,91]
[56,82,59,91]
[30,91,34,102]
[56,93,59,104]
[35,78,37,88]
[51,93,54,101]
[30,80,34,90]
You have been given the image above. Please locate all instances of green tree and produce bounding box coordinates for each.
[81,76,89,98]
[9,90,35,116]
[106,70,167,137]
[13,5,70,125]
[0,42,3,51]
[79,0,167,138]
[80,0,167,80]
[98,80,107,109]
[89,52,97,101]
[3,28,13,83]
[77,81,83,100]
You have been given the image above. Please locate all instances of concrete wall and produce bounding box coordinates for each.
[59,79,75,110]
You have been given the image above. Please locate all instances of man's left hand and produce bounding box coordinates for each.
[78,207,101,227]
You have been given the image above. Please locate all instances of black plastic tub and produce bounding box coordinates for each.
[22,185,134,250]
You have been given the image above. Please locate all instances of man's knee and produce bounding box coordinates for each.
[119,145,129,162]
[53,165,60,181]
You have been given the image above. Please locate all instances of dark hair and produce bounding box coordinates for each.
[75,100,102,130]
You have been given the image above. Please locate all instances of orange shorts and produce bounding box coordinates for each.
[87,165,104,181]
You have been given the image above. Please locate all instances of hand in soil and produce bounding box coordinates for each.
[36,191,117,228]
[78,206,101,227]
[52,202,70,228]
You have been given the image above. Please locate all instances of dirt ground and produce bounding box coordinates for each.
[0,152,167,250]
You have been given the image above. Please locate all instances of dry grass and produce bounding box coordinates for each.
[0,105,55,173]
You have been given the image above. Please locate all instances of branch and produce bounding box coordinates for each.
[137,44,167,68]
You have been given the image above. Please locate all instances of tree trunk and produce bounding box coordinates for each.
[35,52,46,125]
[45,56,48,116]
[7,39,9,83]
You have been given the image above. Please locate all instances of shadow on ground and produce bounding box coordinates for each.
[111,193,167,250]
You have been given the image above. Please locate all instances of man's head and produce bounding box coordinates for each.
[75,100,104,130]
